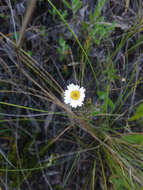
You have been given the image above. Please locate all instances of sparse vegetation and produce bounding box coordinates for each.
[0,0,143,189]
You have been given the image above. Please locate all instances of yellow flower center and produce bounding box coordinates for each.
[71,90,80,100]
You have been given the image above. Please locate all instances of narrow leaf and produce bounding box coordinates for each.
[121,133,143,145]
[129,103,143,121]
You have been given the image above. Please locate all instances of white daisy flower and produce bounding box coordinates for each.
[64,83,85,108]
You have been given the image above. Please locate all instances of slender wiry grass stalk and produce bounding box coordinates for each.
[16,0,36,48]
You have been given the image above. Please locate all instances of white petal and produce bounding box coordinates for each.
[67,83,75,90]
[70,100,78,108]
[64,90,71,98]
[80,87,85,94]
[64,97,70,104]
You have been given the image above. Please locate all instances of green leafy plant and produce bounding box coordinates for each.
[58,36,70,61]
[71,0,82,15]
[129,103,143,121]
[88,0,115,45]
[49,9,67,21]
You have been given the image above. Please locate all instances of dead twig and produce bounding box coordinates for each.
[16,0,36,48]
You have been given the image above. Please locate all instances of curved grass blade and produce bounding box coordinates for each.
[0,101,49,113]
